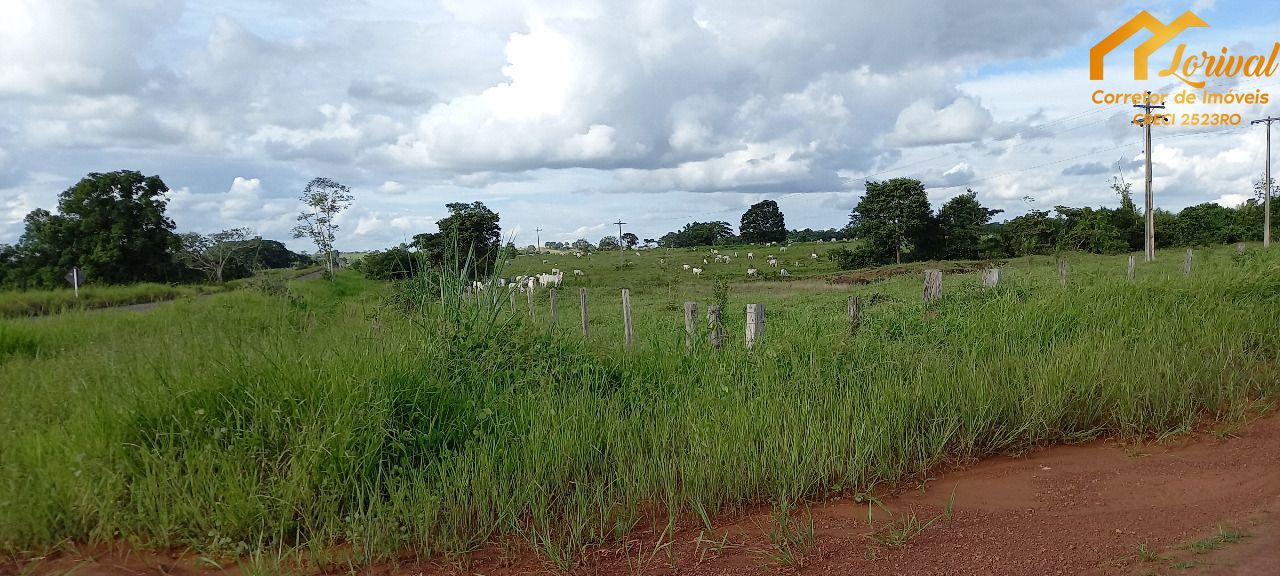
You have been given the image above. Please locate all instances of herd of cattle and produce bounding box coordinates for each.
[472,243,822,293]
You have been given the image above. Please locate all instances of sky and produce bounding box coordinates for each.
[1,0,1277,252]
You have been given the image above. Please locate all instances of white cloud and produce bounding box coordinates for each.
[888,96,994,147]
[378,180,406,194]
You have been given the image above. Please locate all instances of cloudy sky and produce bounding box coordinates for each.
[1,0,1276,252]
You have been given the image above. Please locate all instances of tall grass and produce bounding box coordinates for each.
[1,246,1277,568]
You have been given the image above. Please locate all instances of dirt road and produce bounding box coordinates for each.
[15,409,1280,575]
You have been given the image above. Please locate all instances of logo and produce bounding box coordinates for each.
[1090,10,1208,82]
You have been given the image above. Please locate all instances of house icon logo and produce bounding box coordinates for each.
[1090,11,1209,81]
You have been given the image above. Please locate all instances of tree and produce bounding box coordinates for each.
[178,228,257,282]
[938,190,1002,259]
[354,246,423,280]
[621,232,639,249]
[242,239,312,269]
[9,171,180,287]
[658,221,733,248]
[847,178,935,264]
[598,235,620,250]
[293,177,353,279]
[435,201,502,276]
[739,200,787,243]
[643,238,656,248]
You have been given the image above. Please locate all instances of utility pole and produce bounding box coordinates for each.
[613,219,627,269]
[535,227,542,252]
[1251,117,1279,248]
[1134,91,1165,262]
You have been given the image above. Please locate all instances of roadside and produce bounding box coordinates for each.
[13,405,1280,575]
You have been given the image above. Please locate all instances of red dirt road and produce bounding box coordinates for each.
[15,411,1280,576]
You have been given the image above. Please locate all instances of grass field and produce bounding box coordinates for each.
[0,266,322,319]
[2,242,1278,570]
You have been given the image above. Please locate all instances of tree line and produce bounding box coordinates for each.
[0,171,325,289]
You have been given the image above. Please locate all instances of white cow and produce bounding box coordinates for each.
[497,278,507,287]
[472,280,486,291]
[779,268,791,277]
[711,249,719,254]
[723,256,730,263]
[747,252,754,259]
[747,268,759,277]
[551,268,560,274]
[692,267,703,276]
[703,258,708,265]
[767,257,778,267]
[573,269,584,276]
[780,246,788,252]
[682,264,691,270]
[810,253,819,260]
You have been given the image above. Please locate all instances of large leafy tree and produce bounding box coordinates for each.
[293,177,353,278]
[598,236,620,250]
[621,232,639,249]
[739,200,787,243]
[847,178,935,264]
[14,171,179,286]
[938,190,1002,259]
[433,201,502,276]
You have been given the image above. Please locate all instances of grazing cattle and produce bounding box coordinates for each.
[682,264,691,270]
[780,246,787,252]
[703,258,708,265]
[779,268,790,277]
[747,268,759,277]
[692,267,703,276]
[537,271,564,287]
[734,251,739,257]
[573,269,584,276]
[723,256,730,263]
[711,249,719,254]
[747,252,754,259]
[472,280,486,291]
[542,259,549,263]
[574,252,583,258]
[497,278,507,287]
[810,253,818,260]
[551,268,560,274]
[767,257,778,267]
[816,239,823,243]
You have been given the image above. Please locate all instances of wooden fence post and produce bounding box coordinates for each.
[527,289,535,320]
[1184,248,1193,276]
[1058,259,1069,287]
[1127,255,1136,280]
[708,305,723,349]
[622,288,634,349]
[683,302,698,350]
[745,303,765,348]
[923,269,942,303]
[981,268,1001,288]
[549,288,558,325]
[1237,242,1245,254]
[509,290,516,313]
[847,296,861,333]
[579,288,589,337]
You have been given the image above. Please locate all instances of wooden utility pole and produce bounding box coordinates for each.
[1251,117,1278,248]
[1134,91,1165,262]
[614,220,627,269]
[535,227,542,252]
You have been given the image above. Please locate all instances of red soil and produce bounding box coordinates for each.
[14,410,1280,576]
